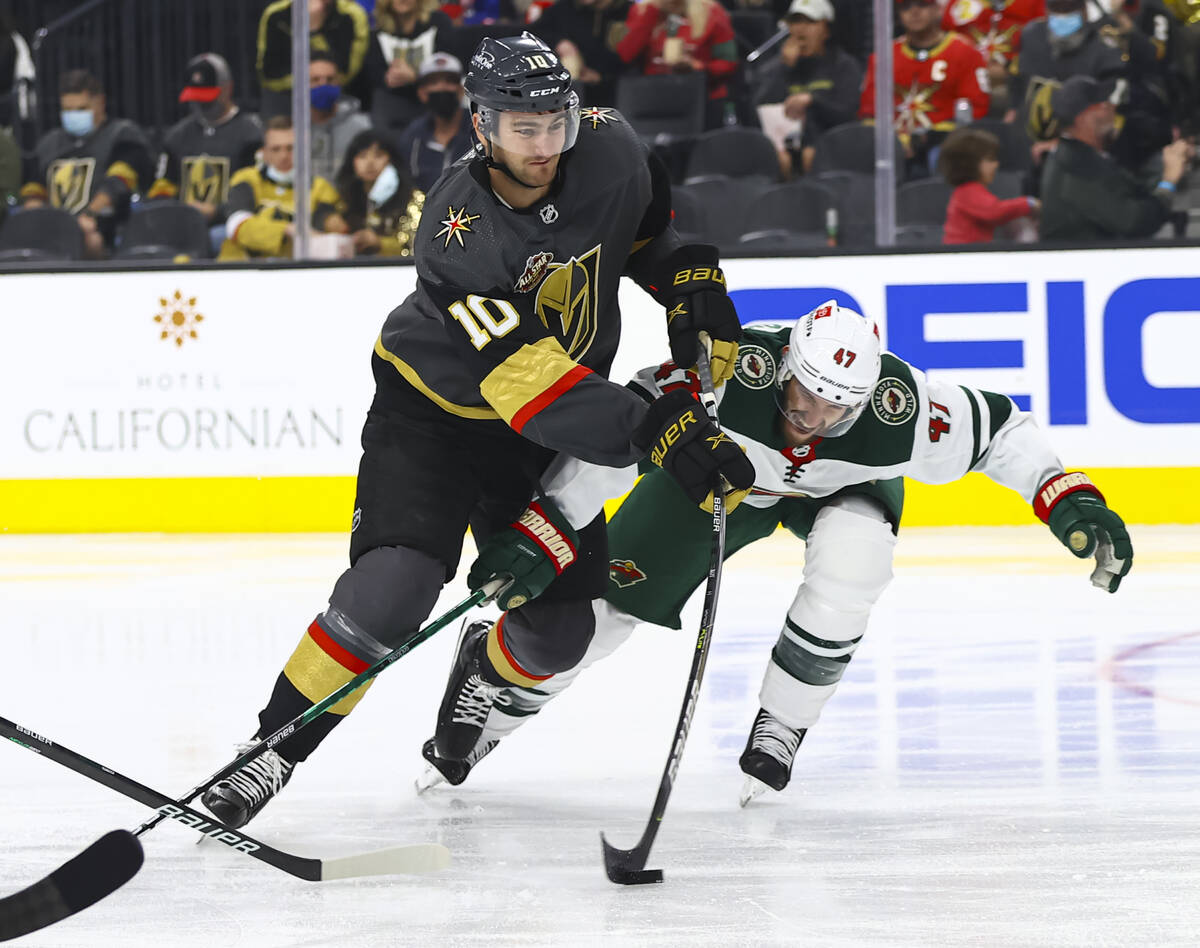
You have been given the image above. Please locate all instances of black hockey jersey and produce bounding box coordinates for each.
[149,109,263,210]
[26,118,155,213]
[374,108,681,468]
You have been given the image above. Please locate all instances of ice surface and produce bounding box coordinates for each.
[1,526,1197,947]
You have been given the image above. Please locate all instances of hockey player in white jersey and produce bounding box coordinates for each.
[419,300,1133,805]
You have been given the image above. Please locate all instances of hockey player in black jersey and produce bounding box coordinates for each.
[201,33,754,829]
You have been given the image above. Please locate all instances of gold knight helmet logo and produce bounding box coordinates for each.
[533,244,601,359]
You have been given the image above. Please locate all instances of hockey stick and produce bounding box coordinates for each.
[0,582,498,938]
[600,348,729,885]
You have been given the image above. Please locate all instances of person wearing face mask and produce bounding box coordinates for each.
[218,115,342,260]
[309,51,372,182]
[328,128,425,255]
[395,52,474,193]
[19,69,154,258]
[1039,74,1192,240]
[1008,0,1126,167]
[257,0,370,118]
[146,54,263,237]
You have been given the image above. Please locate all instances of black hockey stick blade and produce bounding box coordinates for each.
[0,830,143,942]
[599,832,663,886]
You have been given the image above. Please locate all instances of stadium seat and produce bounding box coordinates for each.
[116,201,211,260]
[894,222,945,245]
[0,207,84,262]
[683,126,781,183]
[675,175,773,247]
[896,178,952,226]
[812,170,876,247]
[616,73,707,146]
[970,117,1033,171]
[737,228,830,252]
[670,185,708,243]
[810,121,902,178]
[741,180,838,240]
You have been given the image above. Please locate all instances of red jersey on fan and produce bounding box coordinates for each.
[942,0,1046,67]
[859,33,990,135]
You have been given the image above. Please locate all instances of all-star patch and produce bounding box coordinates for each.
[515,251,554,292]
[733,343,776,390]
[871,377,917,425]
[609,558,647,589]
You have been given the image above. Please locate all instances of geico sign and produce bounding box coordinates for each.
[731,276,1200,426]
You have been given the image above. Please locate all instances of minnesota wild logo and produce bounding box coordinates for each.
[609,558,646,588]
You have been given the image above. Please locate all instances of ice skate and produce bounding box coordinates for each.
[414,736,500,793]
[434,620,506,761]
[201,741,295,829]
[738,709,805,807]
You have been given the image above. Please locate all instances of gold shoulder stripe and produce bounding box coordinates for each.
[373,335,500,420]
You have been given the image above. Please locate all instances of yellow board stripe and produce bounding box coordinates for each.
[283,632,374,715]
[373,335,500,420]
[479,336,580,428]
[0,467,1195,532]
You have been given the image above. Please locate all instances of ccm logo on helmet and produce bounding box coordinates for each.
[530,87,561,96]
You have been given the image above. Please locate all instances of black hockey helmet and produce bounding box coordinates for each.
[464,32,578,114]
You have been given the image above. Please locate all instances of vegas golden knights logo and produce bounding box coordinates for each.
[533,244,601,359]
[47,158,96,213]
[1025,78,1060,141]
[182,156,232,205]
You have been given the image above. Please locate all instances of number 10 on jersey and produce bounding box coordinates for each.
[449,295,522,350]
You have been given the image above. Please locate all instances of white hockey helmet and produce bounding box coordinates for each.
[777,300,881,438]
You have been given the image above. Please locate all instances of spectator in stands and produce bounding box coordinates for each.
[20,69,155,259]
[751,0,862,177]
[616,0,740,128]
[0,10,34,143]
[328,128,425,255]
[938,126,1038,242]
[1098,0,1174,172]
[395,52,474,192]
[860,0,990,177]
[456,0,519,24]
[1039,75,1191,241]
[532,0,632,107]
[219,116,343,260]
[942,0,1044,115]
[148,53,263,238]
[310,51,373,181]
[258,0,371,117]
[362,0,455,133]
[1164,0,1200,134]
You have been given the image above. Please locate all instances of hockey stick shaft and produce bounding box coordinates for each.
[601,349,728,883]
[132,582,496,838]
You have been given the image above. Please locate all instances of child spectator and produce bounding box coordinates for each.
[258,0,371,117]
[939,126,1038,243]
[329,128,425,256]
[395,52,474,192]
[148,54,263,231]
[616,0,740,128]
[218,116,343,260]
[20,69,155,258]
[363,0,455,133]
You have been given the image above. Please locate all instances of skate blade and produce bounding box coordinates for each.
[738,775,771,808]
[414,764,445,795]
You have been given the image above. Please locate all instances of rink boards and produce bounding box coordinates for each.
[0,245,1196,531]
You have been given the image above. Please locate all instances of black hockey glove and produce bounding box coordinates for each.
[635,389,755,513]
[469,497,580,611]
[1034,472,1133,593]
[650,245,741,387]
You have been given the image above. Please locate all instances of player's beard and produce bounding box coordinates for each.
[508,153,559,190]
